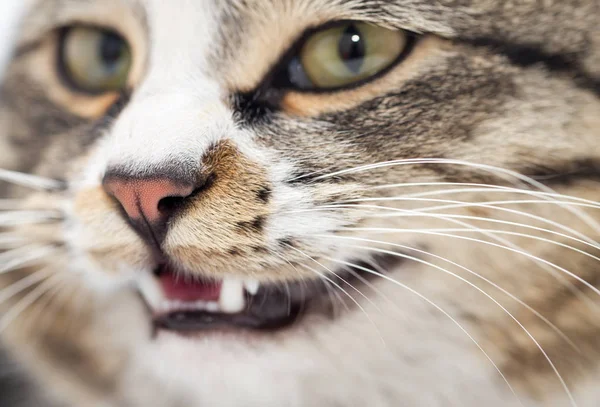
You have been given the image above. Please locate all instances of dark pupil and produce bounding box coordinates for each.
[338,24,366,74]
[100,32,124,70]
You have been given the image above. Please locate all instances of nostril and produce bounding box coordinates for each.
[156,173,216,216]
[157,195,187,215]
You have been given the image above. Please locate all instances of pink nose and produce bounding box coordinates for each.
[103,177,195,224]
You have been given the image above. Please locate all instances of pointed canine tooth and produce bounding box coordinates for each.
[137,272,164,310]
[219,278,245,313]
[244,279,260,296]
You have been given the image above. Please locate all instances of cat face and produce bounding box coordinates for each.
[1,1,599,406]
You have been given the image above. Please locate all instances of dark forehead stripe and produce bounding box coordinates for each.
[466,37,600,96]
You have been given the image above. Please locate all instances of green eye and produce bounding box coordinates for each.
[291,22,409,90]
[59,26,132,93]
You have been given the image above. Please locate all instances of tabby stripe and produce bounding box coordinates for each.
[467,37,600,96]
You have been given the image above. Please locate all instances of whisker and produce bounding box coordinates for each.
[401,227,600,266]
[0,168,66,192]
[296,262,383,314]
[0,245,57,274]
[314,158,600,237]
[0,271,68,334]
[303,203,597,309]
[341,227,600,299]
[318,235,580,353]
[322,204,600,253]
[0,199,24,210]
[281,243,386,344]
[331,242,576,407]
[335,196,600,211]
[0,235,26,249]
[322,255,523,406]
[332,256,392,310]
[26,273,79,337]
[285,165,341,183]
[305,201,600,249]
[405,186,600,209]
[368,182,600,210]
[0,210,64,227]
[383,212,598,247]
[269,249,348,315]
[268,248,349,314]
[0,266,55,305]
[282,244,382,312]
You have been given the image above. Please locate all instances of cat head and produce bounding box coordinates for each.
[1,1,599,406]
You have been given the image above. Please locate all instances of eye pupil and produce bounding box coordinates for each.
[100,33,125,67]
[338,24,365,74]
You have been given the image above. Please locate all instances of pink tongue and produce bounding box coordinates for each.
[159,272,222,302]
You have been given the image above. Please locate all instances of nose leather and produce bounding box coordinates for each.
[103,178,194,224]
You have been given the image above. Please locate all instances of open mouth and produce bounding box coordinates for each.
[150,266,310,332]
[139,254,401,335]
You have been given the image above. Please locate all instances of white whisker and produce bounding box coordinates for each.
[305,203,597,309]
[0,266,54,305]
[368,182,600,210]
[282,243,386,344]
[398,227,600,266]
[26,273,79,337]
[311,200,600,249]
[285,165,341,183]
[0,246,57,274]
[0,199,24,210]
[318,235,579,353]
[0,168,65,191]
[331,257,391,309]
[0,235,26,249]
[331,242,576,407]
[269,249,348,314]
[335,196,600,211]
[0,271,68,334]
[366,212,600,253]
[315,158,600,237]
[342,227,600,299]
[316,203,600,254]
[0,210,63,227]
[322,256,523,406]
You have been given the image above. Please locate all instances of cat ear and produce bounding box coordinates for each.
[0,1,28,81]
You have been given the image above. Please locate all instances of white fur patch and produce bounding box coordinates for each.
[0,1,29,79]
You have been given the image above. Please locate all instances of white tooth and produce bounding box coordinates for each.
[206,302,219,312]
[137,272,165,310]
[161,301,173,313]
[219,278,245,313]
[244,279,260,296]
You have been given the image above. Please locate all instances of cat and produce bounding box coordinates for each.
[0,0,599,406]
